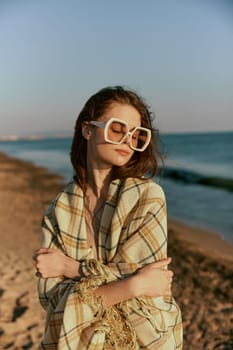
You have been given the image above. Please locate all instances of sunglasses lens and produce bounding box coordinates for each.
[107,121,127,143]
[131,128,150,150]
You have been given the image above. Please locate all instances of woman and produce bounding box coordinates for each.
[34,86,182,349]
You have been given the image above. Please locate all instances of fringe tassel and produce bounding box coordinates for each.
[76,276,137,350]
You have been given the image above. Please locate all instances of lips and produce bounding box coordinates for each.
[115,149,131,156]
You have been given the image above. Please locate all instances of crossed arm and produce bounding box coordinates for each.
[33,248,173,307]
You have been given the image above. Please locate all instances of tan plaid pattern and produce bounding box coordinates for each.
[38,178,182,349]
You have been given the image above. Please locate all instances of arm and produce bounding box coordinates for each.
[94,258,173,306]
[36,204,72,311]
[35,248,172,307]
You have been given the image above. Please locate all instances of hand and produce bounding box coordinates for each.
[133,258,173,298]
[33,248,80,279]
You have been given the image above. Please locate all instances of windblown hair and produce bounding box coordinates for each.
[70,86,163,190]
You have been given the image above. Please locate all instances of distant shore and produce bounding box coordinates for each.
[0,151,232,349]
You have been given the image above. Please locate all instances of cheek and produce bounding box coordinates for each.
[94,128,105,142]
[88,131,106,151]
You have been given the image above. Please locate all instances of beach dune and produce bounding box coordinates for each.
[0,152,232,349]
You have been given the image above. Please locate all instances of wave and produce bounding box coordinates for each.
[160,166,233,192]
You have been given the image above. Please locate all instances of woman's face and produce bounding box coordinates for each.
[85,102,141,170]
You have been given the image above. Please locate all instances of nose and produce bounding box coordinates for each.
[124,133,131,145]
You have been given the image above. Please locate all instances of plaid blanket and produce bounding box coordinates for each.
[38,178,182,349]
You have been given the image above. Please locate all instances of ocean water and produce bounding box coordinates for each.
[0,131,232,242]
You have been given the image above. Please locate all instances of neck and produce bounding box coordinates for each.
[86,166,113,198]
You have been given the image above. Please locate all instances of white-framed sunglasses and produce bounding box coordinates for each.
[89,117,151,152]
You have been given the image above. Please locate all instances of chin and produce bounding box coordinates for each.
[101,153,133,167]
[112,159,131,167]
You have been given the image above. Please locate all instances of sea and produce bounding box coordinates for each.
[0,131,232,243]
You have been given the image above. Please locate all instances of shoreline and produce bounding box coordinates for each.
[0,151,232,349]
[1,150,232,259]
[168,218,233,263]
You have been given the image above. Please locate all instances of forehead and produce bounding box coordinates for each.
[100,103,141,127]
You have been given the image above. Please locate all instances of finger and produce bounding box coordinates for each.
[151,258,172,269]
[36,248,56,254]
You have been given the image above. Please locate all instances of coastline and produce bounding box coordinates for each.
[168,219,233,263]
[0,151,232,349]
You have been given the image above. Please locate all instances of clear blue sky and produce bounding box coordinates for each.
[0,0,233,136]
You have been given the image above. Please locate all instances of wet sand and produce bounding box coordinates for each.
[0,151,232,349]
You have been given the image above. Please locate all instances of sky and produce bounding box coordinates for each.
[0,0,233,136]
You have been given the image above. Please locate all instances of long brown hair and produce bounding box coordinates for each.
[70,86,163,190]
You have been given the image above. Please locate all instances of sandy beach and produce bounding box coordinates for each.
[0,151,232,350]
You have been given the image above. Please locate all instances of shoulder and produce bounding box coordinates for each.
[122,177,165,200]
[45,179,82,214]
[116,178,166,217]
[61,179,81,196]
[117,178,166,211]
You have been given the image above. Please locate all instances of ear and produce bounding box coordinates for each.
[82,122,92,140]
